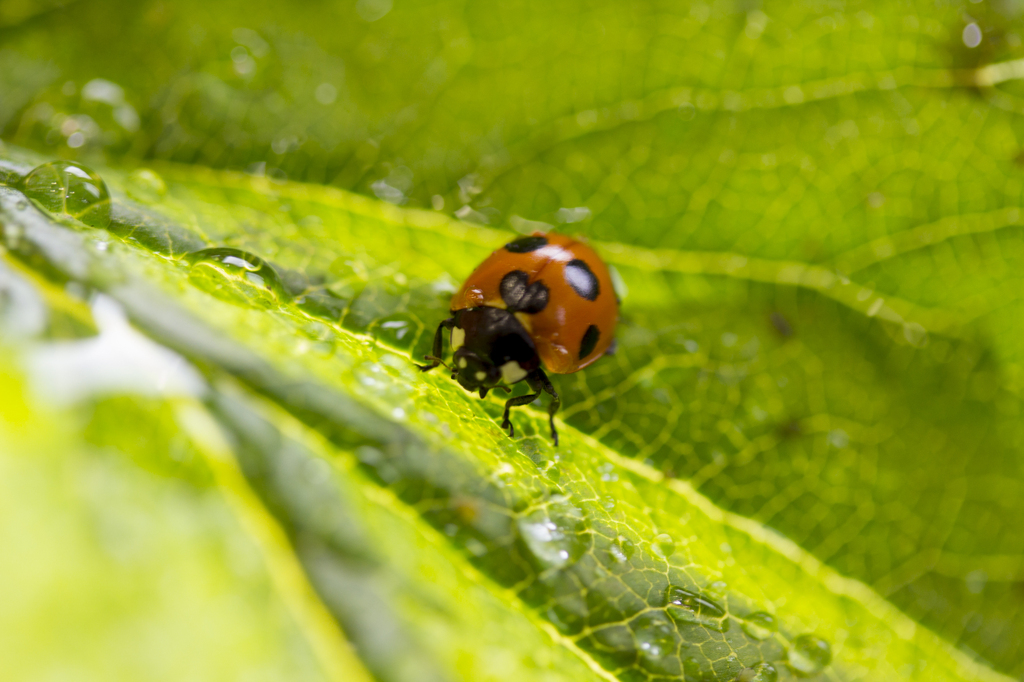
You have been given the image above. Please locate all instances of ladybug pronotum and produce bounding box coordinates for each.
[418,232,619,445]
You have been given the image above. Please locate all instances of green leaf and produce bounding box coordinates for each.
[0,139,1015,681]
[2,1,1024,680]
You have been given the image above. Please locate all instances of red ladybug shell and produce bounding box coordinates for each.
[450,232,618,374]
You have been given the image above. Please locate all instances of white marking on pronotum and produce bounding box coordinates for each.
[475,371,487,381]
[500,361,528,384]
[458,357,468,368]
[450,326,466,350]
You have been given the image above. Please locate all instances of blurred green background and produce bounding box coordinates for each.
[2,0,1024,680]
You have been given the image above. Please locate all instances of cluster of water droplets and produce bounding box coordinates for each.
[6,155,844,682]
[12,160,288,308]
[8,158,452,357]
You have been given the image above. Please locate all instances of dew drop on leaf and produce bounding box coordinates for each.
[683,655,702,678]
[741,611,777,640]
[183,247,287,308]
[126,168,167,203]
[788,634,832,675]
[665,585,728,630]
[608,535,635,563]
[632,611,679,673]
[707,579,728,597]
[735,662,779,682]
[372,313,419,349]
[651,532,675,558]
[21,160,111,227]
[516,505,587,570]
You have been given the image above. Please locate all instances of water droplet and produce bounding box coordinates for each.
[295,287,349,321]
[707,580,728,597]
[14,200,27,211]
[788,635,832,676]
[517,502,587,570]
[21,160,111,227]
[372,313,419,349]
[315,82,338,105]
[963,22,982,48]
[184,247,287,308]
[126,168,167,203]
[608,536,635,563]
[632,611,679,673]
[651,533,675,558]
[742,612,777,640]
[683,656,703,678]
[600,494,616,510]
[666,585,728,631]
[736,663,778,682]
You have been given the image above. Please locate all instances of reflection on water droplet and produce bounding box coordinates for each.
[963,22,982,48]
[788,634,832,676]
[517,503,587,570]
[707,580,728,597]
[608,535,635,563]
[666,585,728,631]
[184,247,287,308]
[633,611,679,673]
[21,160,111,227]
[126,168,167,203]
[741,611,777,640]
[736,662,778,682]
[651,533,675,558]
[15,200,27,211]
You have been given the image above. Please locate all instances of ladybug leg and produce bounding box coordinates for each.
[529,370,561,446]
[416,317,455,371]
[501,391,541,439]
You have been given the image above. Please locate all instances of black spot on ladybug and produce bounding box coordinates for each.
[505,236,548,253]
[579,324,600,360]
[564,259,600,301]
[500,270,549,313]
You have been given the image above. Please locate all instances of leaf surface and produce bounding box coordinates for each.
[2,0,1024,680]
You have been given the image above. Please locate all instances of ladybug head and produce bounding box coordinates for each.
[452,347,501,396]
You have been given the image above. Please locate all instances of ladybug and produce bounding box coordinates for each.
[418,232,619,445]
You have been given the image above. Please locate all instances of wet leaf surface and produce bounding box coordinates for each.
[3,1,1024,680]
